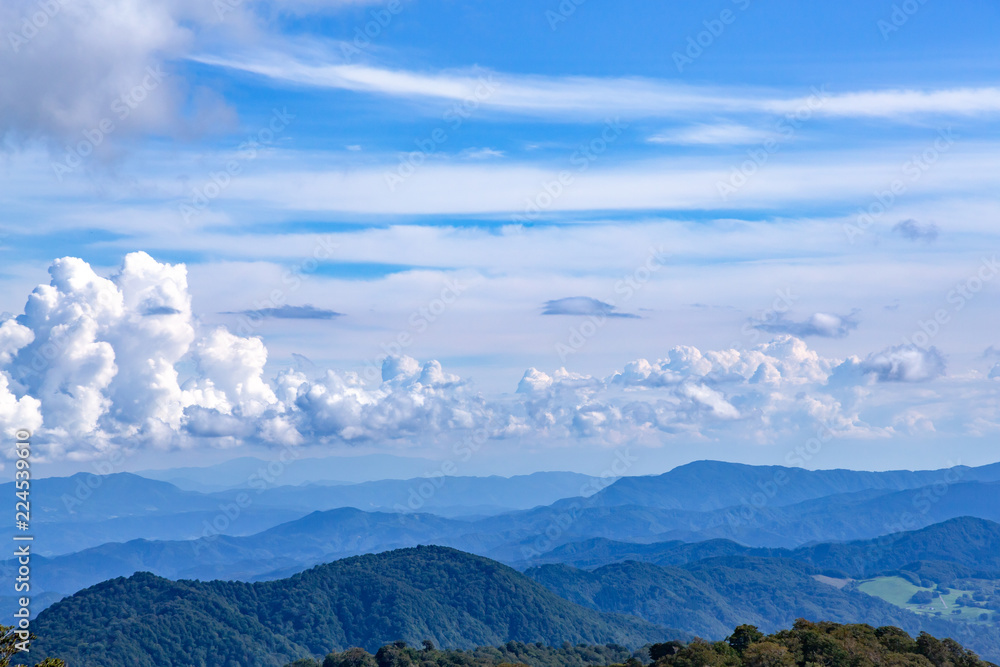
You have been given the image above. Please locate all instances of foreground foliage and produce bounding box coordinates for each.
[0,625,64,667]
[285,621,996,667]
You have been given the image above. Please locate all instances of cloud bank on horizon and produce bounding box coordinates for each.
[1,253,997,464]
[2,0,999,469]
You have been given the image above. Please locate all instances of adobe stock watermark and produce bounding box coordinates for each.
[339,0,406,60]
[860,463,964,571]
[512,118,627,223]
[179,107,294,224]
[900,256,999,351]
[519,448,638,560]
[844,127,955,244]
[384,76,499,192]
[394,425,491,521]
[673,0,753,73]
[50,66,167,180]
[877,0,930,40]
[359,275,472,385]
[59,448,131,514]
[226,236,340,340]
[735,287,797,346]
[192,443,304,552]
[6,0,70,53]
[16,285,120,382]
[556,245,668,362]
[545,0,586,31]
[715,418,838,530]
[716,86,828,201]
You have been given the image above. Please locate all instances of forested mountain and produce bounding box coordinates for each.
[135,453,442,490]
[2,471,601,555]
[0,508,472,598]
[8,482,1000,613]
[568,460,1000,511]
[14,461,1000,561]
[31,546,676,667]
[524,517,1000,575]
[790,516,1000,577]
[527,554,1000,662]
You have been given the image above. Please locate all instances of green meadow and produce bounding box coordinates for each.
[857,576,993,622]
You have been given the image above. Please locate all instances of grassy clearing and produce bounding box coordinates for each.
[857,576,993,622]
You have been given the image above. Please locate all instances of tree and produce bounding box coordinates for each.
[728,625,764,655]
[375,645,415,667]
[325,647,378,667]
[742,641,796,667]
[875,626,917,654]
[0,625,64,667]
[650,641,685,661]
[909,591,935,605]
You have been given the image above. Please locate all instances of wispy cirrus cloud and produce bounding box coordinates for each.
[192,53,1000,121]
[648,123,773,145]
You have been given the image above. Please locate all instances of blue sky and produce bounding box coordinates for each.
[1,0,1000,476]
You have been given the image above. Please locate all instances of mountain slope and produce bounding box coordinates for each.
[791,516,1000,576]
[0,507,477,597]
[32,546,677,667]
[0,472,216,523]
[210,471,601,516]
[10,470,601,556]
[526,517,1000,575]
[527,554,1000,662]
[526,556,913,639]
[652,481,1000,547]
[576,460,1000,512]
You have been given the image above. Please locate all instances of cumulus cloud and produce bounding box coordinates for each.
[0,253,981,461]
[542,297,638,318]
[223,305,343,319]
[517,335,885,443]
[861,344,946,382]
[0,253,487,458]
[892,219,940,242]
[753,311,859,338]
[0,0,242,150]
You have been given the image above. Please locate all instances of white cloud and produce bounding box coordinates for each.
[0,253,992,461]
[460,147,505,160]
[648,123,773,146]
[754,311,860,339]
[861,344,947,383]
[0,0,237,147]
[193,54,1000,121]
[150,144,1000,215]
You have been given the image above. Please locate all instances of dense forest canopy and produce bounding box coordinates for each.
[283,621,996,667]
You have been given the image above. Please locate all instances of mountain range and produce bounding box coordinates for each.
[9,458,1000,667]
[4,470,602,556]
[31,546,676,667]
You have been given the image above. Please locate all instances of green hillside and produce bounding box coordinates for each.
[527,555,1000,662]
[31,546,675,667]
[858,576,1000,622]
